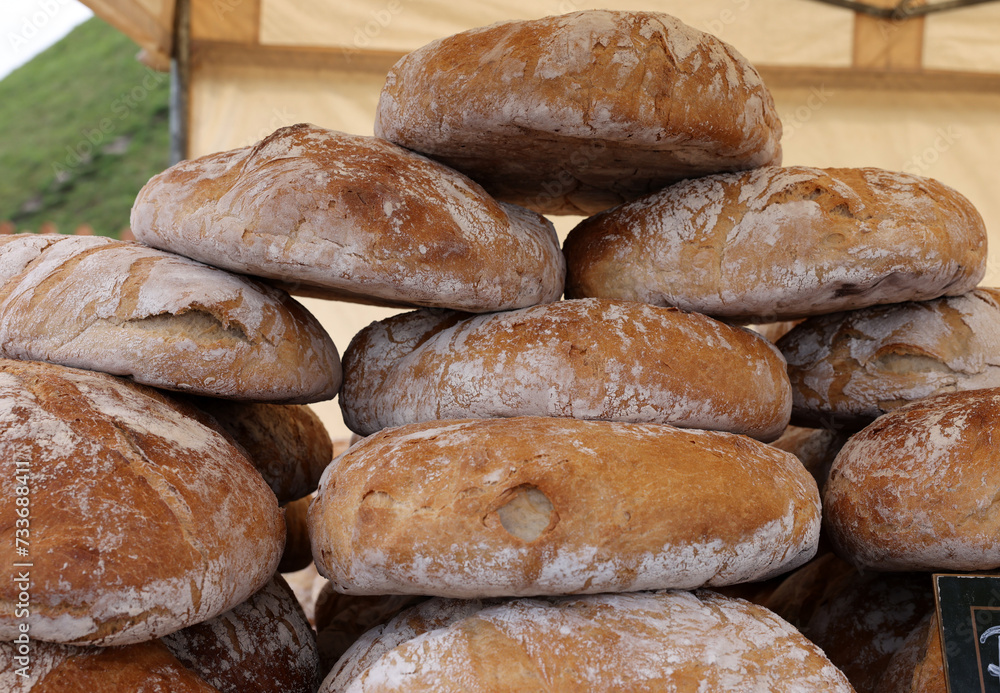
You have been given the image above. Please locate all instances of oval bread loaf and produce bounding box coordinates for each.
[825,387,1000,571]
[309,417,820,598]
[778,289,1000,428]
[132,124,565,312]
[341,298,792,441]
[0,233,340,403]
[322,591,854,692]
[0,360,285,646]
[162,575,321,693]
[376,10,782,216]
[877,613,947,693]
[564,166,987,322]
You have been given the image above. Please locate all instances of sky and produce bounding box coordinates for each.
[0,0,93,81]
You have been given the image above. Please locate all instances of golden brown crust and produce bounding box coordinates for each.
[340,298,792,441]
[162,575,321,693]
[1,640,221,692]
[564,166,987,322]
[309,417,820,598]
[376,10,782,215]
[778,289,1000,428]
[184,397,333,504]
[131,124,565,313]
[825,387,1000,571]
[0,360,285,646]
[0,233,340,403]
[323,591,854,692]
[878,613,947,693]
[770,425,852,494]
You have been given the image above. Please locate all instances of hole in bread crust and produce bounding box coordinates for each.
[361,490,397,508]
[496,485,556,542]
[127,310,250,343]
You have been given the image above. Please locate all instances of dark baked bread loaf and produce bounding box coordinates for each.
[779,289,1000,428]
[309,417,820,598]
[341,298,792,441]
[878,612,947,693]
[376,10,782,215]
[162,575,320,693]
[825,387,1000,571]
[0,233,340,403]
[278,494,314,574]
[0,639,221,692]
[132,124,564,312]
[322,591,853,692]
[564,166,987,322]
[183,397,332,504]
[0,360,285,646]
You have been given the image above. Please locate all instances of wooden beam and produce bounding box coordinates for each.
[852,0,926,70]
[80,0,174,64]
[191,0,260,43]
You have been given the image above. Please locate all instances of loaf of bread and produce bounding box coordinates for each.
[0,233,340,402]
[878,613,947,693]
[322,591,854,692]
[309,417,820,598]
[0,640,220,692]
[825,387,1000,571]
[182,397,333,504]
[341,298,792,441]
[564,166,987,322]
[0,360,285,645]
[162,575,320,693]
[375,10,782,215]
[770,425,851,493]
[132,124,565,312]
[765,553,935,693]
[779,289,1000,428]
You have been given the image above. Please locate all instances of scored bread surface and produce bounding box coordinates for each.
[564,166,987,321]
[0,233,340,403]
[309,417,820,598]
[322,591,853,692]
[341,298,792,441]
[0,360,285,646]
[131,124,565,312]
[376,10,782,215]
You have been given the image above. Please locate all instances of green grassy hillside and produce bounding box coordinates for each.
[0,17,170,236]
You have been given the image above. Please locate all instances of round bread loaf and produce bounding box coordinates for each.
[0,360,285,646]
[0,639,220,692]
[131,124,564,312]
[878,613,947,693]
[779,289,1000,428]
[375,10,782,216]
[0,233,340,403]
[183,397,333,504]
[770,425,851,493]
[340,298,792,441]
[309,417,820,598]
[322,591,853,692]
[764,554,934,693]
[825,387,1000,571]
[278,494,314,574]
[564,166,987,322]
[162,575,321,693]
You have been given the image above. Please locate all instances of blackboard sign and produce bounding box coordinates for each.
[935,573,1000,692]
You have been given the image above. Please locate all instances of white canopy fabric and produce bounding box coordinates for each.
[83,0,1000,438]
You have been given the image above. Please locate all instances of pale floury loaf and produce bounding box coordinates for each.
[309,417,820,599]
[321,591,854,692]
[565,166,987,322]
[340,298,792,441]
[825,387,1000,571]
[0,233,340,403]
[0,360,285,646]
[131,124,564,312]
[778,289,1000,427]
[376,10,782,215]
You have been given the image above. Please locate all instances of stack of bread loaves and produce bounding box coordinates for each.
[0,233,340,689]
